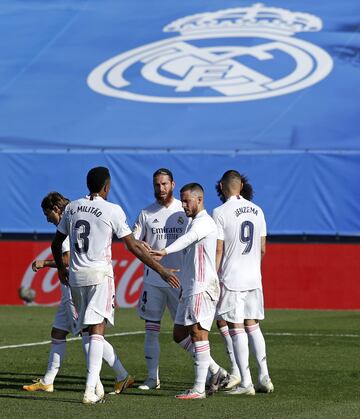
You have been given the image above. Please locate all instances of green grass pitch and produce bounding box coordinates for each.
[0,307,359,418]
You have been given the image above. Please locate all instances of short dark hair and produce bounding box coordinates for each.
[216,171,253,203]
[41,192,70,212]
[87,166,110,193]
[153,168,173,182]
[180,182,204,195]
[221,169,242,184]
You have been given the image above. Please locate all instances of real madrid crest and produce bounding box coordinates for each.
[88,3,333,103]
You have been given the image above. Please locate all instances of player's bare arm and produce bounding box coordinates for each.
[32,251,70,272]
[149,248,166,260]
[216,239,224,272]
[261,236,266,261]
[122,234,180,288]
[51,231,69,286]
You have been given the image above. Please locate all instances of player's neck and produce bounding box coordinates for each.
[157,196,174,208]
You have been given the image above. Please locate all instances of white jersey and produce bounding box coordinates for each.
[57,195,131,287]
[60,236,72,301]
[165,209,219,299]
[133,198,188,287]
[212,195,266,291]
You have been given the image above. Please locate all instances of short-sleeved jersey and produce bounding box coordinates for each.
[165,210,219,299]
[61,236,70,254]
[57,195,131,287]
[133,199,188,287]
[212,195,266,291]
[60,236,72,301]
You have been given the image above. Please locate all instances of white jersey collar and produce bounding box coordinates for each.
[227,195,243,202]
[85,194,104,202]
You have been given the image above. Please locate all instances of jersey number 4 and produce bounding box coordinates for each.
[239,220,254,255]
[74,220,90,254]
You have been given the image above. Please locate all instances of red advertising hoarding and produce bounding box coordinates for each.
[1,241,359,309]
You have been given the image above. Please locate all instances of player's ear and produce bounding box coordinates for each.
[53,205,61,214]
[104,179,111,193]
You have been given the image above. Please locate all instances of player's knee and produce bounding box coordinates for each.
[51,327,68,340]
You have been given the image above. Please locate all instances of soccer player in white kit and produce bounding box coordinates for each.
[23,192,74,392]
[151,183,224,400]
[133,168,188,390]
[213,170,274,396]
[214,175,254,390]
[51,167,180,404]
[23,192,135,397]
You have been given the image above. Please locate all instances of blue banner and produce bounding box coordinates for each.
[0,1,359,234]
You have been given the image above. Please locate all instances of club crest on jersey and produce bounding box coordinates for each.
[88,3,333,104]
[177,216,185,225]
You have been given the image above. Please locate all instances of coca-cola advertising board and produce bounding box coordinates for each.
[1,240,359,309]
[1,241,144,306]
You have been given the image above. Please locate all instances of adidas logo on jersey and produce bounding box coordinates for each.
[153,219,159,223]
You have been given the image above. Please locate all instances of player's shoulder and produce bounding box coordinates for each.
[196,210,216,226]
[141,201,160,216]
[213,201,227,215]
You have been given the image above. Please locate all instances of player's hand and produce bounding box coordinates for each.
[150,249,166,261]
[58,268,69,286]
[139,240,152,251]
[32,260,44,272]
[160,268,180,288]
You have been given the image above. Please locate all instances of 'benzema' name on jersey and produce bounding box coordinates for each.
[88,3,333,104]
[235,206,258,217]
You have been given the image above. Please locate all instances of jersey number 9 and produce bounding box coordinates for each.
[240,220,254,255]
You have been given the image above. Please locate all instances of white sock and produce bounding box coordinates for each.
[219,325,240,377]
[193,341,211,394]
[103,339,128,381]
[230,328,252,388]
[86,334,104,390]
[43,338,66,385]
[178,335,219,374]
[144,322,160,381]
[81,332,90,368]
[246,323,269,382]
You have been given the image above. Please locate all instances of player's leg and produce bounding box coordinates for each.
[23,294,72,392]
[83,320,106,404]
[216,319,241,389]
[175,292,223,399]
[220,290,254,396]
[173,306,227,389]
[137,284,166,390]
[78,278,115,404]
[23,325,68,392]
[244,289,273,393]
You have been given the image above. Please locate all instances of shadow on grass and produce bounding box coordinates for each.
[0,393,80,404]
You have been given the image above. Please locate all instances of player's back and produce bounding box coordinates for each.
[59,195,130,286]
[213,195,266,291]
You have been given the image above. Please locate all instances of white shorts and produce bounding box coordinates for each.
[137,282,180,322]
[52,284,78,335]
[216,287,264,323]
[175,291,217,331]
[71,276,115,335]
